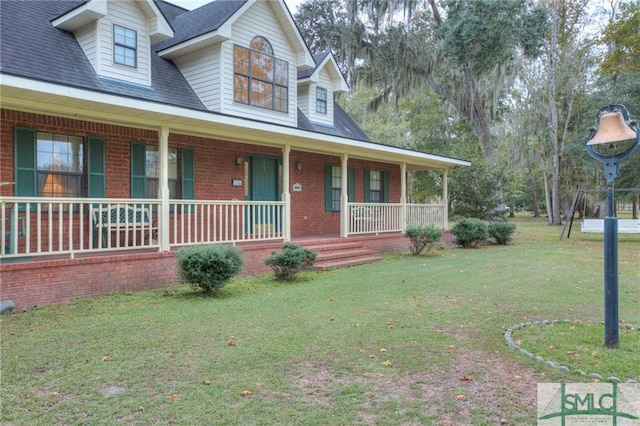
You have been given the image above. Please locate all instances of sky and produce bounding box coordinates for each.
[168,0,303,14]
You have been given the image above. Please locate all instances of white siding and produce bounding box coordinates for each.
[174,44,222,111]
[221,1,297,126]
[297,85,309,117]
[96,0,151,86]
[75,22,98,72]
[308,68,334,125]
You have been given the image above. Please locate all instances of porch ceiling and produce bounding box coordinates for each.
[1,75,470,170]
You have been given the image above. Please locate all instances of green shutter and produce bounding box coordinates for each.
[14,127,37,197]
[383,170,389,203]
[130,142,146,198]
[324,163,333,212]
[87,137,105,198]
[182,148,195,199]
[364,169,370,203]
[348,167,355,202]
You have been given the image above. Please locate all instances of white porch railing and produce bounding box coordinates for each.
[168,200,285,246]
[1,197,442,259]
[347,202,446,235]
[1,197,285,259]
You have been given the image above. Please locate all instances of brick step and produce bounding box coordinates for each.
[296,240,383,270]
[313,255,383,271]
[314,248,374,262]
[300,241,365,252]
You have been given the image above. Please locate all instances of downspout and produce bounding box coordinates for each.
[158,127,170,252]
[340,153,349,237]
[282,145,291,242]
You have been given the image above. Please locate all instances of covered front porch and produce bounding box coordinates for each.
[2,196,446,259]
[1,196,447,310]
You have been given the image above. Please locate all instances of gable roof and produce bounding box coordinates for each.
[0,0,204,110]
[155,0,314,69]
[155,0,247,53]
[0,0,469,169]
[298,51,348,93]
[298,52,330,79]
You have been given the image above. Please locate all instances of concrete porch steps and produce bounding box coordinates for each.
[299,240,384,271]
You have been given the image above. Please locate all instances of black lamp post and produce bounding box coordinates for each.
[585,104,640,348]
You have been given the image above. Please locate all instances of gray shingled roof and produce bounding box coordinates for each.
[154,0,247,51]
[0,0,205,110]
[297,104,371,142]
[297,51,330,79]
[0,0,369,143]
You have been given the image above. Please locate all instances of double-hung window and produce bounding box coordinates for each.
[330,166,341,211]
[130,142,194,200]
[14,127,106,200]
[364,169,389,203]
[114,25,137,67]
[316,87,327,114]
[234,36,289,112]
[36,133,84,198]
[324,164,355,212]
[368,170,382,202]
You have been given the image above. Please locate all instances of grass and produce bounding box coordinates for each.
[1,216,639,425]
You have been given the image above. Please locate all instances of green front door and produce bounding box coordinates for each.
[249,156,281,235]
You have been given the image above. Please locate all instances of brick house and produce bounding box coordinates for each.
[0,0,469,310]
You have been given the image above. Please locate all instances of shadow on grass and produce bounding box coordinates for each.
[163,271,323,300]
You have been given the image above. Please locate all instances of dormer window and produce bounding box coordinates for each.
[114,25,137,68]
[234,36,288,112]
[316,87,327,114]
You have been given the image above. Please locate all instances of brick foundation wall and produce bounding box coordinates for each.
[0,232,451,311]
[0,243,280,311]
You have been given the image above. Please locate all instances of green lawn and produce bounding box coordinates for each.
[1,217,638,425]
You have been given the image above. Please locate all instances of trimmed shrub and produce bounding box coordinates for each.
[451,218,488,248]
[265,243,317,280]
[488,222,517,245]
[176,244,243,293]
[404,223,442,255]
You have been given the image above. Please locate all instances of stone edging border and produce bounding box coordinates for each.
[504,319,639,384]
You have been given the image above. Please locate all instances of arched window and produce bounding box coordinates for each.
[234,36,288,112]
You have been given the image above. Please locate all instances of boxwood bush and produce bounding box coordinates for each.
[265,243,317,280]
[176,244,243,293]
[488,222,517,245]
[404,223,442,255]
[451,218,488,248]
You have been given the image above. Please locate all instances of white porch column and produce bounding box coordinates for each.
[443,168,449,230]
[282,145,291,242]
[401,163,407,230]
[158,127,170,251]
[340,153,349,237]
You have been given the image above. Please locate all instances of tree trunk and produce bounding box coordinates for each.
[544,171,552,223]
[529,171,540,217]
[547,0,562,225]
